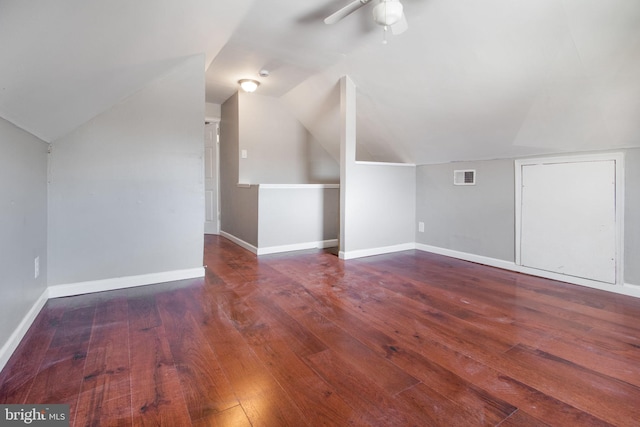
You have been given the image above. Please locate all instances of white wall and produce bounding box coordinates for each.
[0,118,48,366]
[47,55,205,286]
[238,92,339,184]
[205,102,221,121]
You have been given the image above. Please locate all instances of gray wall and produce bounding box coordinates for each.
[344,163,416,253]
[416,159,515,261]
[47,55,205,285]
[220,91,339,248]
[258,187,339,248]
[0,118,48,353]
[220,92,259,246]
[416,149,640,285]
[238,92,339,184]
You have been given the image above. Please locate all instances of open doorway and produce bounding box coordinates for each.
[204,121,220,234]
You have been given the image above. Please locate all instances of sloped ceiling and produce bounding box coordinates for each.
[0,0,253,142]
[210,0,640,164]
[2,0,639,165]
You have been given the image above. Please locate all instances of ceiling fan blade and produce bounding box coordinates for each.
[390,12,408,35]
[324,0,371,25]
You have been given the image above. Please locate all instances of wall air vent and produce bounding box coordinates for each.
[454,169,476,186]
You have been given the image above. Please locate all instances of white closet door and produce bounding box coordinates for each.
[520,160,616,284]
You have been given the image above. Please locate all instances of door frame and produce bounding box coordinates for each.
[204,121,221,234]
[515,152,625,287]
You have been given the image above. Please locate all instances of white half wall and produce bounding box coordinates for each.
[258,184,339,253]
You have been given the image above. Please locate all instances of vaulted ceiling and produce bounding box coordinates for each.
[0,0,252,142]
[2,0,639,164]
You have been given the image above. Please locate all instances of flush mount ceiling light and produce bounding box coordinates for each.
[238,79,260,93]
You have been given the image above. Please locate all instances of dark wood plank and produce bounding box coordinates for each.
[48,305,96,349]
[2,234,640,426]
[191,404,252,427]
[0,300,66,404]
[21,303,96,426]
[155,290,240,423]
[23,344,90,427]
[399,382,507,427]
[367,252,640,340]
[496,344,640,426]
[247,275,421,395]
[264,257,603,426]
[193,286,311,427]
[128,296,192,426]
[225,296,356,425]
[305,348,425,426]
[498,410,551,427]
[75,297,132,426]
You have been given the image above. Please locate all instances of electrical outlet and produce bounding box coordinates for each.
[34,256,40,279]
[418,222,425,233]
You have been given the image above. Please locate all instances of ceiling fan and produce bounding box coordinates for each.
[324,0,408,36]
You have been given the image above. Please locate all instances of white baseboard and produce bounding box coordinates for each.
[219,231,258,254]
[623,282,640,296]
[220,231,338,256]
[257,239,339,256]
[0,288,49,372]
[47,267,205,298]
[340,242,416,260]
[416,243,640,299]
[415,244,515,270]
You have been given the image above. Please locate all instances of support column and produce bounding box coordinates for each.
[339,76,356,258]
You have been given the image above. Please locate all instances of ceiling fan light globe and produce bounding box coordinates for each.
[372,0,403,26]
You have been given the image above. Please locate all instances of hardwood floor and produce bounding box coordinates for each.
[2,234,640,426]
